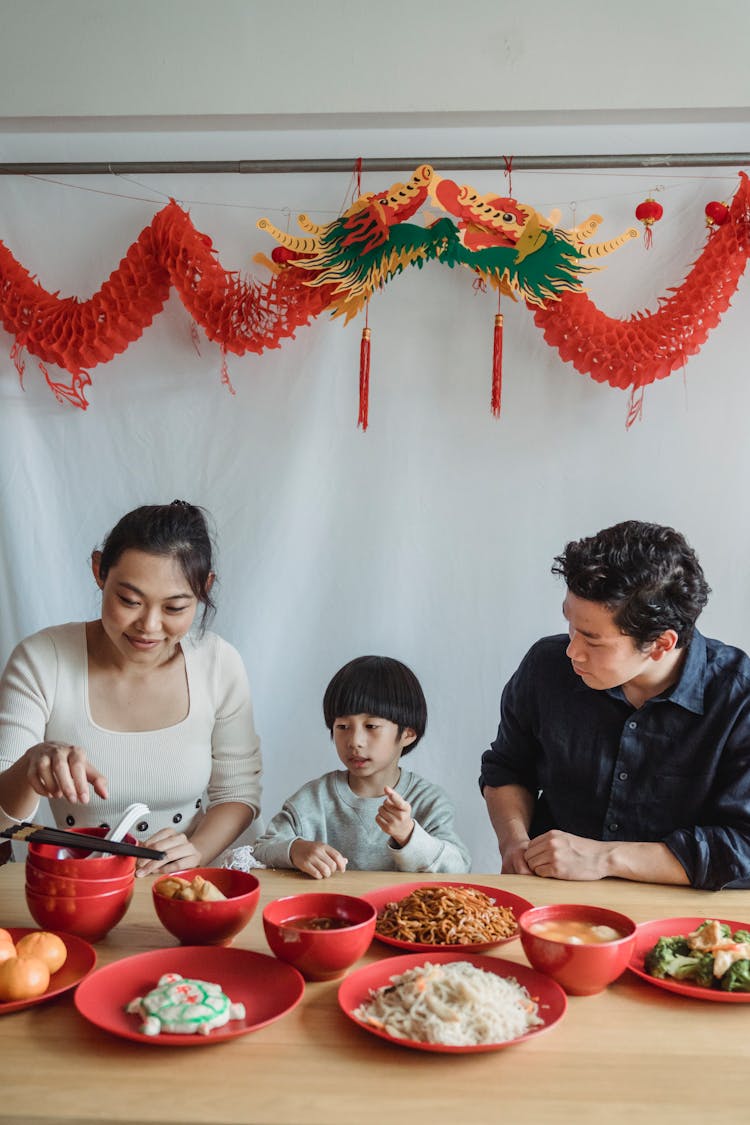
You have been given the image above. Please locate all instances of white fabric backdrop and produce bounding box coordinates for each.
[1,121,750,871]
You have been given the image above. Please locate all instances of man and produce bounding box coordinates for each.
[480,520,750,890]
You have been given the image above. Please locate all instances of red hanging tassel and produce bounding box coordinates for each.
[358,326,371,430]
[491,312,503,416]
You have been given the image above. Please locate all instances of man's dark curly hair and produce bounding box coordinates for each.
[552,520,710,649]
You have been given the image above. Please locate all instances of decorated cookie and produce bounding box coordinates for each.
[126,972,246,1036]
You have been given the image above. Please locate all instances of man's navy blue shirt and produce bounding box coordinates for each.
[479,630,750,890]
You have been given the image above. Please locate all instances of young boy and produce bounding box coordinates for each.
[251,656,471,876]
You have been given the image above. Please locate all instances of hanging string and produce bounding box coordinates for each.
[492,290,503,417]
[625,385,645,428]
[503,155,514,198]
[358,302,371,431]
[354,158,372,430]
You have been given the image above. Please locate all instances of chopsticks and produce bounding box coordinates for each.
[0,822,166,860]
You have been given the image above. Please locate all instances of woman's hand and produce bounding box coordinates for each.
[376,786,415,847]
[135,828,202,878]
[22,742,108,804]
[289,838,348,879]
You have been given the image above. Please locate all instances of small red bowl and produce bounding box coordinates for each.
[518,903,636,996]
[27,827,137,879]
[25,882,134,943]
[152,867,260,946]
[25,858,135,897]
[263,892,376,981]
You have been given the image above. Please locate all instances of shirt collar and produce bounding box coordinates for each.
[664,629,707,714]
[602,629,707,714]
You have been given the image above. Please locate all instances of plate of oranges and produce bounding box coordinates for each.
[0,927,96,1014]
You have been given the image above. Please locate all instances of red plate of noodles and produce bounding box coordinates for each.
[361,881,533,953]
[339,951,566,1054]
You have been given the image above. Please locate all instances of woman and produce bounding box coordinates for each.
[0,501,261,874]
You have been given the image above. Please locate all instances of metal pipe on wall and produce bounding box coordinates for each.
[0,153,748,175]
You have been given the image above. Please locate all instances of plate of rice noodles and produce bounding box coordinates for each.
[339,951,567,1053]
[629,916,750,1002]
[362,881,533,952]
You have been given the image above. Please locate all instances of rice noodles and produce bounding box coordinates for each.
[353,961,543,1046]
[375,885,517,945]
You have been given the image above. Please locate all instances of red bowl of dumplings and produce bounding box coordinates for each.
[152,867,261,946]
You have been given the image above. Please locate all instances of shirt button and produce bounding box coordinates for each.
[66,815,75,826]
[619,772,629,781]
[172,813,183,824]
[609,822,619,832]
[628,721,637,730]
[136,820,149,833]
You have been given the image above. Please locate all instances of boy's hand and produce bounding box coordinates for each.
[376,786,415,848]
[289,838,348,879]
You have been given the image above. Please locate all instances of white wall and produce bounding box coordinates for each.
[0,6,749,871]
[1,0,749,119]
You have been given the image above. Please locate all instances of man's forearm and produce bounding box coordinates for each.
[483,784,534,850]
[606,841,690,885]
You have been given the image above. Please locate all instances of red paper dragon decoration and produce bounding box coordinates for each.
[0,165,748,416]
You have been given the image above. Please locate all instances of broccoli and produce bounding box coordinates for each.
[690,952,716,988]
[644,938,715,985]
[644,936,692,979]
[731,929,750,945]
[720,959,750,992]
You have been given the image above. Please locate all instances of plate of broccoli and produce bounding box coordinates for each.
[629,917,750,1002]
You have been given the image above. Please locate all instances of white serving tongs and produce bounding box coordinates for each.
[83,802,151,858]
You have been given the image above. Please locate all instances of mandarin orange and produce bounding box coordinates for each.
[15,931,67,974]
[0,955,50,1001]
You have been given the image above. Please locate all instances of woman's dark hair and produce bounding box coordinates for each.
[96,501,216,630]
[323,655,427,754]
[552,520,710,649]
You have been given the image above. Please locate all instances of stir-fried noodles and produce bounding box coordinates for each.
[375,885,517,945]
[354,961,543,1046]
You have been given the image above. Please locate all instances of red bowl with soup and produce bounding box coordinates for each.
[263,893,377,981]
[518,903,637,996]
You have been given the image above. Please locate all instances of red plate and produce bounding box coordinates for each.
[74,945,305,1045]
[339,951,566,1054]
[361,881,533,952]
[0,928,96,1015]
[629,916,750,1002]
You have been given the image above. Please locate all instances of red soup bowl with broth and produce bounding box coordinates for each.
[518,903,637,996]
[263,892,377,981]
[152,867,261,945]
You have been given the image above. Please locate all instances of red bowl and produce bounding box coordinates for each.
[518,903,636,996]
[151,867,260,946]
[25,857,135,897]
[263,892,376,981]
[27,827,137,879]
[25,882,134,943]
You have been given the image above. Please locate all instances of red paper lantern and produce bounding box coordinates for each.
[635,198,664,249]
[705,200,730,228]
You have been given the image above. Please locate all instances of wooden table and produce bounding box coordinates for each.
[1,864,749,1125]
